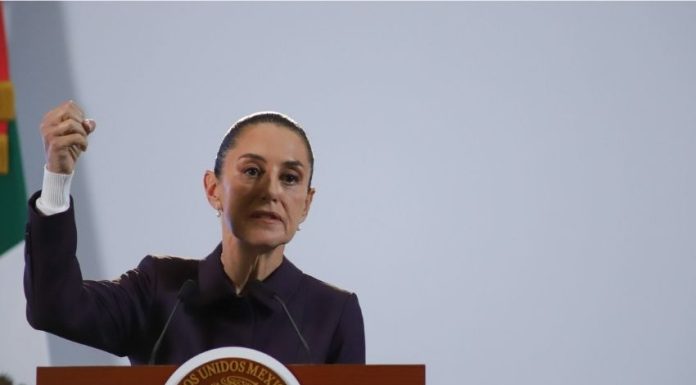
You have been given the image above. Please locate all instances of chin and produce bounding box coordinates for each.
[239,232,290,251]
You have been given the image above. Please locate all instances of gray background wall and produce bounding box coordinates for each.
[3,2,696,385]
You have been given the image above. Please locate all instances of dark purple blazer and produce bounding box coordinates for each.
[24,192,365,365]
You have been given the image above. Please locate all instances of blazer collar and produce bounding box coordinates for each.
[196,244,303,307]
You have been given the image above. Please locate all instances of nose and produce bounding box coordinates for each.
[259,171,282,202]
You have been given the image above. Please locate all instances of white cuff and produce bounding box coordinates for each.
[36,166,74,216]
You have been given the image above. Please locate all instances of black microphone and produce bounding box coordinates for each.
[247,279,312,362]
[148,279,198,365]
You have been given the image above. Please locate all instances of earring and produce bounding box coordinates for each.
[297,225,302,231]
[215,207,221,217]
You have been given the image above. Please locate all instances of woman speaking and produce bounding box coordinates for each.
[24,101,365,365]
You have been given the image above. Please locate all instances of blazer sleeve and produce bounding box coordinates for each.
[326,293,366,363]
[23,191,155,357]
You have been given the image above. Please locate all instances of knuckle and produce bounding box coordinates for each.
[43,132,55,143]
[58,120,74,133]
[52,136,66,146]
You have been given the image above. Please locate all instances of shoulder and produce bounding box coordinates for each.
[298,271,361,315]
[139,254,200,271]
[130,254,200,292]
[301,272,353,297]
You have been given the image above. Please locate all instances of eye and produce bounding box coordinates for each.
[243,167,262,177]
[281,173,300,185]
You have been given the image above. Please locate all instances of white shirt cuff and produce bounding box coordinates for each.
[36,166,74,216]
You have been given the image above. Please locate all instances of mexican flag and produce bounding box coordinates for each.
[0,3,50,385]
[0,0,25,255]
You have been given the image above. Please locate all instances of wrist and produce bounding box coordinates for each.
[45,160,73,175]
[36,165,74,215]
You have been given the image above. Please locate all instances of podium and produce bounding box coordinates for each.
[37,365,425,385]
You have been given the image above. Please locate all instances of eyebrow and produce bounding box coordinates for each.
[238,153,305,169]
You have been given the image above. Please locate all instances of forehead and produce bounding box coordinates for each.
[228,122,310,164]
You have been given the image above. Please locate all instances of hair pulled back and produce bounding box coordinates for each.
[214,112,315,187]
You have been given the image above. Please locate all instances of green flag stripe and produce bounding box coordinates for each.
[0,120,27,255]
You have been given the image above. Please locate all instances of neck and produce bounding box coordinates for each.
[220,233,284,295]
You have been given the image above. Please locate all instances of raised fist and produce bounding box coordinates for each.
[40,100,96,174]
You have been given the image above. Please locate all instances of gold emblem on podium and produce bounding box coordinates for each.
[178,358,287,385]
[166,347,300,385]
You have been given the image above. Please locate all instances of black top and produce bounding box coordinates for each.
[24,191,365,365]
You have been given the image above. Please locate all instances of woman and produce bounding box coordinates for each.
[24,101,365,364]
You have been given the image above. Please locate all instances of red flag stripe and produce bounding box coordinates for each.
[0,2,9,81]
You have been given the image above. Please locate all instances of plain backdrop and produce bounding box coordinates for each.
[3,2,696,385]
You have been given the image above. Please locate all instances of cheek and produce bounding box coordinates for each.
[222,182,253,213]
[286,195,308,221]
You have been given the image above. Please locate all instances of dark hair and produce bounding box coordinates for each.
[214,112,315,187]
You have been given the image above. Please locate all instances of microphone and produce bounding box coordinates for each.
[148,279,198,365]
[247,279,312,362]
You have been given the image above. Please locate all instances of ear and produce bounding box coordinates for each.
[203,170,222,210]
[299,187,316,224]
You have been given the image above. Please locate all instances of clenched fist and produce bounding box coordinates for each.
[41,100,96,174]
